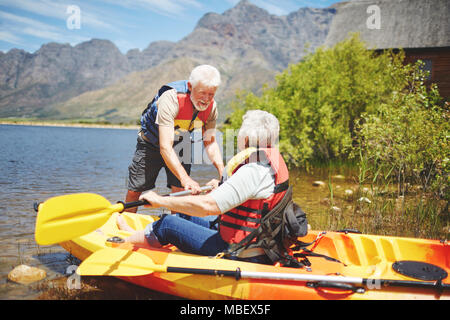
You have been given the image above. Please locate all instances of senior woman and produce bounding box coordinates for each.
[117,110,290,264]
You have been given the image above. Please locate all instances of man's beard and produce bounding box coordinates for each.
[192,99,209,111]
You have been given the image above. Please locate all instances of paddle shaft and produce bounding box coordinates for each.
[77,249,449,295]
[163,266,450,291]
[120,185,213,211]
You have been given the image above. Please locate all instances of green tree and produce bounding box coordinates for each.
[224,34,447,199]
[224,34,406,166]
[354,61,448,199]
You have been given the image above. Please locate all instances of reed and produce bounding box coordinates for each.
[316,164,449,240]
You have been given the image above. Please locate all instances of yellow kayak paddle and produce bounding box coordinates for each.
[77,248,450,292]
[77,248,167,276]
[34,186,212,246]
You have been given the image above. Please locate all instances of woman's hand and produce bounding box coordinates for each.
[139,191,163,208]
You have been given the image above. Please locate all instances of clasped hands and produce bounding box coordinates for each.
[139,178,220,209]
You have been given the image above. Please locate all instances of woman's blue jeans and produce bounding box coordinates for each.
[145,213,272,264]
[146,214,228,256]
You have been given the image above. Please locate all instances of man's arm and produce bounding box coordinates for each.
[203,128,225,178]
[159,125,201,192]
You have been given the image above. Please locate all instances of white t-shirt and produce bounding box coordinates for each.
[209,162,276,213]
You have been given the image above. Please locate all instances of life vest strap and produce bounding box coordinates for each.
[234,205,260,213]
[223,187,293,255]
[274,179,289,193]
[223,211,261,224]
[224,180,288,217]
[141,85,173,116]
[219,220,259,233]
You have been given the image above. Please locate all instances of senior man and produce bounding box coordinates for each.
[125,65,224,212]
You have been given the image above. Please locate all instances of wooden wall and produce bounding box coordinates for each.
[404,47,450,102]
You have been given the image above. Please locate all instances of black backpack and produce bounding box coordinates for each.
[221,186,310,268]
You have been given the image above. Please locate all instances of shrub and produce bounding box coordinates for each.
[224,34,407,166]
[354,61,448,199]
[224,34,448,199]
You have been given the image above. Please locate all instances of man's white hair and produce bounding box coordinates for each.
[238,110,280,148]
[189,65,221,88]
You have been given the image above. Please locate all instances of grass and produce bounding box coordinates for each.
[321,174,449,240]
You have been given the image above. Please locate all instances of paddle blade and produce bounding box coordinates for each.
[35,193,122,245]
[77,248,166,276]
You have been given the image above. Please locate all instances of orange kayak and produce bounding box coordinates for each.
[60,212,450,300]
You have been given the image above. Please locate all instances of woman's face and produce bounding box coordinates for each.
[188,82,217,111]
[237,135,248,151]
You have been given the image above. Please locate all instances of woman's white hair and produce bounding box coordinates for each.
[238,110,280,149]
[189,65,221,88]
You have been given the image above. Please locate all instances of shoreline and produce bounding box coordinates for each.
[0,120,139,130]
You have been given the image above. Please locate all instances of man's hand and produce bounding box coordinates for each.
[181,176,202,194]
[139,191,163,209]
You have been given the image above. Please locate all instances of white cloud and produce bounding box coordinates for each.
[0,30,24,45]
[0,0,120,32]
[99,0,203,18]
[0,10,59,30]
[0,10,90,47]
[0,0,65,20]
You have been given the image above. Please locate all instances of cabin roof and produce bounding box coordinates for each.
[324,0,450,49]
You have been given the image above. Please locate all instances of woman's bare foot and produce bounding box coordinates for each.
[116,214,148,244]
[116,214,135,233]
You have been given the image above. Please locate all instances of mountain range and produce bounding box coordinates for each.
[0,0,336,123]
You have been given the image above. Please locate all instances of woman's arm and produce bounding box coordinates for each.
[139,191,221,217]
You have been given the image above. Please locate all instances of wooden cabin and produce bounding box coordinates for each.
[325,0,450,101]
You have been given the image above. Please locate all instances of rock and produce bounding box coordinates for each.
[331,206,341,212]
[312,181,326,187]
[332,175,345,180]
[344,189,354,196]
[442,226,450,235]
[8,265,47,285]
[358,197,372,204]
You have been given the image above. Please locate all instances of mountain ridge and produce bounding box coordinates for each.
[0,0,336,122]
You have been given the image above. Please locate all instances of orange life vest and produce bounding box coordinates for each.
[219,148,289,244]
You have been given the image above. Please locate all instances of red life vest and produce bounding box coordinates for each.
[174,92,214,133]
[219,148,289,244]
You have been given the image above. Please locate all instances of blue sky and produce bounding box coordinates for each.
[0,0,340,54]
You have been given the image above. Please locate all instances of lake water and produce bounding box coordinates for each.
[0,124,221,299]
[0,124,373,299]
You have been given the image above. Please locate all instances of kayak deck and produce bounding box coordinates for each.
[60,212,450,300]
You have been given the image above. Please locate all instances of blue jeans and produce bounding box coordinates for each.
[145,214,227,256]
[145,214,272,264]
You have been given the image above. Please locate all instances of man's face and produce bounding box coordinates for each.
[188,81,217,111]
